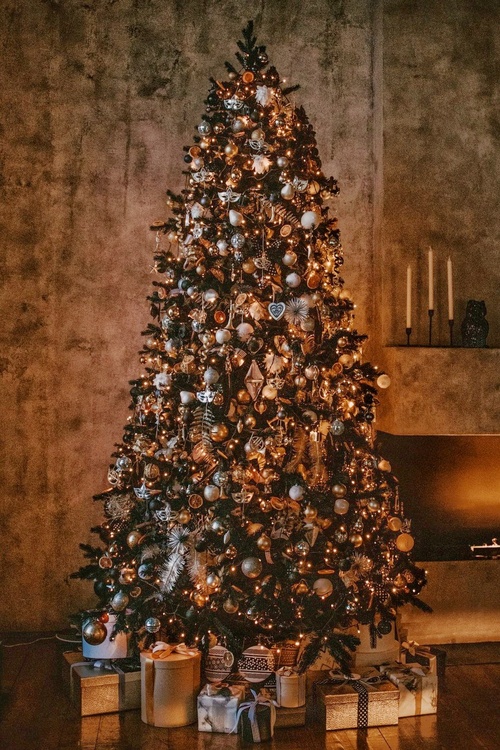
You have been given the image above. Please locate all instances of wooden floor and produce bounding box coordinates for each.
[1,637,499,750]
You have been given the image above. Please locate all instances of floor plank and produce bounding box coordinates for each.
[0,638,499,750]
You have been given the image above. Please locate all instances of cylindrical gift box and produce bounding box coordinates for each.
[82,614,129,660]
[141,649,201,727]
[276,669,306,708]
[271,641,299,668]
[354,623,399,668]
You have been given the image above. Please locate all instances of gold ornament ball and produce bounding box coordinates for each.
[224,142,238,158]
[378,459,392,472]
[206,572,221,589]
[192,591,207,607]
[332,483,347,498]
[339,353,354,369]
[241,556,263,578]
[223,598,239,614]
[210,423,229,442]
[334,498,350,514]
[242,259,256,274]
[244,415,257,429]
[237,389,252,404]
[304,505,318,521]
[178,508,192,524]
[367,498,380,512]
[293,580,309,595]
[82,618,107,646]
[144,463,160,480]
[376,374,391,389]
[294,375,307,388]
[256,534,271,551]
[111,591,129,611]
[349,533,364,548]
[313,578,334,598]
[127,530,142,548]
[388,516,403,532]
[396,533,415,552]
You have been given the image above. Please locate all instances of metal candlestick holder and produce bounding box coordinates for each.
[405,327,412,346]
[448,318,454,347]
[428,309,434,346]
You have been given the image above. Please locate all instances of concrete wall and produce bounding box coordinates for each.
[0,1,498,632]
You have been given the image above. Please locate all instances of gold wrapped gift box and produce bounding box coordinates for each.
[62,651,141,716]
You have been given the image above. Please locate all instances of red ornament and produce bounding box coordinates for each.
[99,612,110,624]
[214,310,227,324]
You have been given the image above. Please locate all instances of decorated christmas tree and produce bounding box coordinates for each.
[73,23,428,673]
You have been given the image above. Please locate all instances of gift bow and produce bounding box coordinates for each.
[401,640,431,657]
[231,689,278,742]
[317,669,383,688]
[205,681,242,697]
[276,666,299,677]
[150,642,199,659]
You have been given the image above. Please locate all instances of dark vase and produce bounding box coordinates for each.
[461,300,489,347]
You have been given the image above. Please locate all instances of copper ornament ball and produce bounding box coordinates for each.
[82,618,107,646]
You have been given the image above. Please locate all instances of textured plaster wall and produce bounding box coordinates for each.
[0,0,377,630]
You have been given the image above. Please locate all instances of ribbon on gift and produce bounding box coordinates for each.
[231,689,278,742]
[276,666,298,677]
[68,655,127,710]
[205,681,242,698]
[401,640,431,658]
[143,643,200,725]
[316,670,384,730]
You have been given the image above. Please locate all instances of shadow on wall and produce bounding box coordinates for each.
[378,433,500,561]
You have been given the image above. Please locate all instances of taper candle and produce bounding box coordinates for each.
[447,256,453,320]
[406,265,412,328]
[428,247,434,310]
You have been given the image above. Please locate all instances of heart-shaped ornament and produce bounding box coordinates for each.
[268,302,285,321]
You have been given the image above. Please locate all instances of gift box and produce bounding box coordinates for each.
[354,623,399,668]
[141,643,201,727]
[62,651,141,716]
[275,667,306,708]
[378,662,438,717]
[235,690,278,743]
[275,705,307,728]
[197,682,246,733]
[314,669,399,731]
[400,642,447,686]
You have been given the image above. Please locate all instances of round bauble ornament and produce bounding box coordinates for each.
[301,211,321,230]
[256,534,271,551]
[144,617,161,633]
[178,508,192,525]
[277,155,288,168]
[223,597,239,614]
[213,121,224,134]
[231,117,245,133]
[378,459,391,472]
[285,272,301,288]
[203,367,220,385]
[204,485,220,502]
[231,233,246,249]
[305,365,319,380]
[210,518,226,534]
[304,505,318,521]
[282,251,297,266]
[244,415,256,429]
[205,644,235,682]
[138,563,154,580]
[144,462,160,480]
[396,533,415,552]
[307,180,321,195]
[238,644,274,683]
[202,332,215,348]
[203,289,219,305]
[313,578,334,598]
[293,580,309,595]
[214,310,227,325]
[281,183,295,200]
[294,375,306,388]
[99,556,113,569]
[198,121,212,135]
[330,419,345,436]
[332,483,347,498]
[216,328,231,344]
[306,270,322,289]
[82,618,107,646]
[241,556,263,578]
[289,485,304,501]
[378,619,393,636]
[294,540,310,557]
[224,142,238,158]
[229,209,244,226]
[367,498,380,512]
[350,533,363,548]
[242,259,256,273]
[377,374,391,389]
[262,384,277,400]
[180,390,196,406]
[192,591,207,607]
[237,389,252,404]
[127,529,142,549]
[210,423,229,442]
[246,605,259,621]
[388,516,403,532]
[334,498,350,514]
[206,572,221,590]
[111,591,129,612]
[237,322,254,341]
[339,353,354,369]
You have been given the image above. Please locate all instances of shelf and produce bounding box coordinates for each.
[375,346,500,435]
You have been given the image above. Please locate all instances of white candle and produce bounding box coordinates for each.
[447,257,453,320]
[406,265,412,328]
[428,248,434,310]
